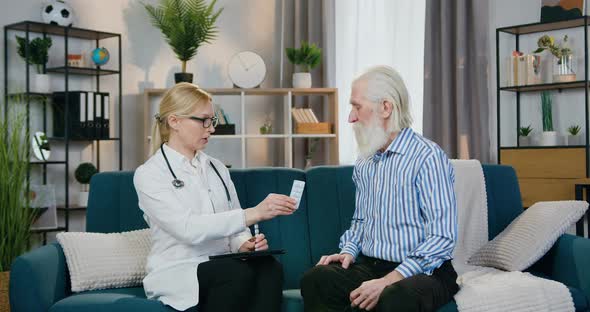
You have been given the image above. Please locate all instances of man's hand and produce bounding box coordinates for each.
[316,253,355,269]
[238,234,268,252]
[349,270,404,311]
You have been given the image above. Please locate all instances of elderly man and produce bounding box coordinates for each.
[300,66,459,312]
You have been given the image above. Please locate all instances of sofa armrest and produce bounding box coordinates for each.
[9,242,69,312]
[530,234,590,300]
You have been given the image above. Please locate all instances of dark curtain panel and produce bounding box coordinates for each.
[283,0,327,168]
[423,0,490,161]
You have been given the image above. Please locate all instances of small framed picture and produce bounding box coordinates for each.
[67,53,84,67]
[541,0,584,23]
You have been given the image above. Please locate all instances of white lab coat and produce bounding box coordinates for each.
[133,144,252,311]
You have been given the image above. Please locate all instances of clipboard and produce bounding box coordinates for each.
[209,249,285,260]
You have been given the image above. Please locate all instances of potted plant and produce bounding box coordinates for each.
[518,125,533,146]
[259,115,273,135]
[75,162,97,206]
[566,125,582,146]
[534,34,575,82]
[286,41,322,88]
[16,35,52,93]
[540,91,557,146]
[144,0,223,84]
[0,113,35,312]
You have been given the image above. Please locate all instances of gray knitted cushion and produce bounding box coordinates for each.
[468,201,587,271]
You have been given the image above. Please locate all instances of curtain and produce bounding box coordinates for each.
[282,0,327,168]
[423,0,491,161]
[324,0,426,164]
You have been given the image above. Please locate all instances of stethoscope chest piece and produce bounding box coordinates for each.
[172,179,185,189]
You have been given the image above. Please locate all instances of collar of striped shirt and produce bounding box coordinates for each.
[373,127,414,161]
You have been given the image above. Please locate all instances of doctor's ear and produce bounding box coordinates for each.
[167,115,181,131]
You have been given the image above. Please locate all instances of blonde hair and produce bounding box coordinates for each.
[353,65,413,132]
[150,82,212,155]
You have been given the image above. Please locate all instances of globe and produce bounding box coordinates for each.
[91,47,110,66]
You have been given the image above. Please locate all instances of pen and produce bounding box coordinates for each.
[254,223,259,251]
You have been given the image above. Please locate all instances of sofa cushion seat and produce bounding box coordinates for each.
[278,285,589,312]
[49,287,178,312]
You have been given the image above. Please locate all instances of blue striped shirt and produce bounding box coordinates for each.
[339,128,457,278]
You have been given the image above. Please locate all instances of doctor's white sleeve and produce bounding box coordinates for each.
[134,168,247,246]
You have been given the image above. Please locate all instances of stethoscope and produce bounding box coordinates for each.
[160,144,231,204]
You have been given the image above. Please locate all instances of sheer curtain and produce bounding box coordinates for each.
[324,0,426,164]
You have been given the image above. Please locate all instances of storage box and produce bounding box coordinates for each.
[213,124,236,135]
[295,122,332,134]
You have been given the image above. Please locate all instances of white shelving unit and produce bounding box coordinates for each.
[143,88,339,168]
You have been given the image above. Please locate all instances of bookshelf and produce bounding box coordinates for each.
[3,21,122,243]
[143,88,339,168]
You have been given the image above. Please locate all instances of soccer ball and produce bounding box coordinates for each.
[41,0,74,27]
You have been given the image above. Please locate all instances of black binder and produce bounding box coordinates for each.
[52,91,110,140]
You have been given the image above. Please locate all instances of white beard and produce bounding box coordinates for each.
[353,113,390,159]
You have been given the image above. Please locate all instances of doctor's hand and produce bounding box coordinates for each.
[245,194,296,226]
[316,253,355,269]
[238,234,268,252]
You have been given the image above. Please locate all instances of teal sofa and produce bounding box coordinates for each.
[9,165,590,311]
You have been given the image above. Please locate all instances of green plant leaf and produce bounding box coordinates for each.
[15,36,52,74]
[144,0,223,67]
[568,125,581,135]
[74,162,98,184]
[0,108,33,272]
[285,40,322,72]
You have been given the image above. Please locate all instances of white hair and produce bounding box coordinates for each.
[353,65,413,132]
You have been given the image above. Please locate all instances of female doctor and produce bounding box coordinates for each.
[134,82,296,312]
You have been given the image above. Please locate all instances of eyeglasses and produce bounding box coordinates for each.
[181,115,219,128]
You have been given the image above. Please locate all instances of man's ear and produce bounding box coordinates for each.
[381,100,393,119]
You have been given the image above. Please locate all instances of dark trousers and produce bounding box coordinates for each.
[196,256,283,312]
[301,255,459,312]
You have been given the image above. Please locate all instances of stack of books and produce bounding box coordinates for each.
[291,107,331,134]
[291,108,319,123]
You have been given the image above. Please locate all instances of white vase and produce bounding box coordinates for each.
[540,131,558,146]
[519,136,531,147]
[32,74,50,93]
[293,72,312,88]
[566,135,583,146]
[78,191,89,207]
[552,55,576,83]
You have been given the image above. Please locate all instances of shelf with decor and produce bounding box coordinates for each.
[143,88,339,169]
[496,17,590,215]
[499,80,588,92]
[3,20,123,243]
[57,204,86,211]
[45,66,120,76]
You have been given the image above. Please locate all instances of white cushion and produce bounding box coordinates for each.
[468,200,588,271]
[57,229,151,292]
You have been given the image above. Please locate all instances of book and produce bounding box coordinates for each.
[291,108,301,123]
[292,108,307,123]
[302,108,315,123]
[305,108,319,123]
